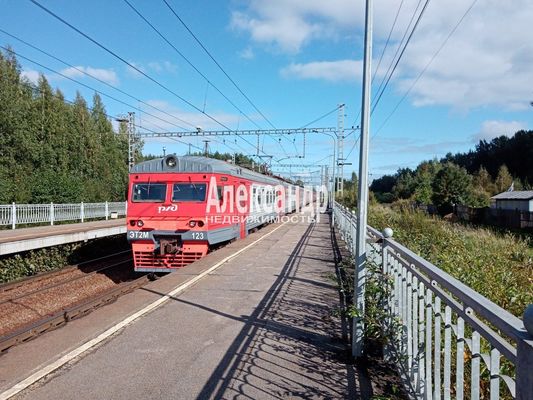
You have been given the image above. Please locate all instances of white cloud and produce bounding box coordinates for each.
[127,61,177,78]
[238,47,255,60]
[472,120,527,142]
[281,60,362,82]
[126,61,145,78]
[230,0,358,53]
[147,61,178,73]
[60,66,119,85]
[21,69,40,84]
[232,0,533,110]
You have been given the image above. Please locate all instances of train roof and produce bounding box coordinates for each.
[131,155,287,186]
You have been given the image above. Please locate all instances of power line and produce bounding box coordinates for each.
[0,28,194,130]
[372,0,479,140]
[371,0,405,85]
[371,0,431,114]
[29,0,233,131]
[10,52,210,155]
[21,73,196,148]
[28,0,276,159]
[161,0,275,130]
[371,0,424,113]
[0,45,195,133]
[160,0,292,158]
[299,105,342,129]
[122,0,261,131]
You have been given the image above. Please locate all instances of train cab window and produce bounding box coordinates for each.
[172,183,207,202]
[132,183,167,202]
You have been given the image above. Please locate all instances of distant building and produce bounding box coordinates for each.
[491,191,533,212]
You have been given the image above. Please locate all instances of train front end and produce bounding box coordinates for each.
[127,156,211,273]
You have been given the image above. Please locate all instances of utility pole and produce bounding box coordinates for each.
[203,140,210,157]
[116,112,136,171]
[353,0,373,358]
[337,104,345,197]
[127,112,136,171]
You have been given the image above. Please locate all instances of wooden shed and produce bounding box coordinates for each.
[491,190,533,211]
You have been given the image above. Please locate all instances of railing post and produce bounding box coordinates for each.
[351,210,357,255]
[80,202,84,223]
[50,202,54,226]
[382,236,390,361]
[11,202,16,230]
[105,201,109,220]
[517,305,533,399]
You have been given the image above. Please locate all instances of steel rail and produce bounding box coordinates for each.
[0,273,148,353]
[0,250,131,294]
[0,258,132,306]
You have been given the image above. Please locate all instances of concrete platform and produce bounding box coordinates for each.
[0,220,126,256]
[0,213,360,399]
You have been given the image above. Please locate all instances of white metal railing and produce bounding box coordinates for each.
[0,202,127,229]
[333,201,533,399]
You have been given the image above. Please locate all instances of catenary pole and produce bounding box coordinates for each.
[353,0,373,358]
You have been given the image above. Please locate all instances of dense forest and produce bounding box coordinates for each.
[0,48,129,203]
[370,130,533,213]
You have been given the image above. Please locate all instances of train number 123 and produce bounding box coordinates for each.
[191,232,205,240]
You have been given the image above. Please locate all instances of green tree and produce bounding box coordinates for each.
[473,166,494,194]
[412,160,442,204]
[431,162,473,214]
[494,164,513,193]
[0,48,35,202]
[0,48,132,203]
[392,168,416,200]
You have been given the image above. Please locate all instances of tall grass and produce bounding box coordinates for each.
[369,205,533,318]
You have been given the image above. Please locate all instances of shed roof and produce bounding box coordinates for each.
[491,190,533,200]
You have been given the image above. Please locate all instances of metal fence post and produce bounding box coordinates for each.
[80,202,84,223]
[50,202,54,226]
[105,201,109,220]
[517,305,533,399]
[351,210,357,255]
[11,202,16,229]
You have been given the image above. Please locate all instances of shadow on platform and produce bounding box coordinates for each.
[142,217,375,399]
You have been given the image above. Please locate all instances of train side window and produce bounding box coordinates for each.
[217,186,224,204]
[237,187,247,209]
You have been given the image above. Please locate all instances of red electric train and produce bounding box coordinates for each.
[126,155,309,273]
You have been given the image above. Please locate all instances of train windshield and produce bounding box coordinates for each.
[132,183,167,202]
[172,183,207,202]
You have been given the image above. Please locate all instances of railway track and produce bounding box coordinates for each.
[0,251,148,353]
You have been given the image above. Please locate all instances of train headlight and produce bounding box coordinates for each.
[165,155,177,168]
[137,220,144,227]
[189,221,196,228]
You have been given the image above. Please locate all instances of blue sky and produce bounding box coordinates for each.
[1,0,532,182]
